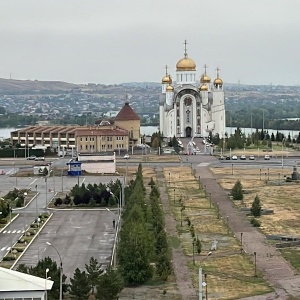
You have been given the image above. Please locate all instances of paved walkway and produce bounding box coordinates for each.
[196,165,300,299]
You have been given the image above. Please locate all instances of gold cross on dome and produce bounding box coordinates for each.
[184,40,188,58]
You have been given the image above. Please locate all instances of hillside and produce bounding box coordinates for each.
[0,78,81,93]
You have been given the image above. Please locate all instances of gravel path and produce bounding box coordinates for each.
[197,165,300,299]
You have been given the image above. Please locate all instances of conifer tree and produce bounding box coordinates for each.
[251,195,262,217]
[69,268,90,299]
[231,180,243,200]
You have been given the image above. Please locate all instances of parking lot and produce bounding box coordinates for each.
[14,210,118,280]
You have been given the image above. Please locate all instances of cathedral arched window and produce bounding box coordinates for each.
[197,119,200,125]
[197,109,200,116]
[177,109,179,116]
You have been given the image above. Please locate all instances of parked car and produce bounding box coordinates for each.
[249,155,255,160]
[240,155,246,160]
[124,154,130,159]
[27,155,36,160]
[232,155,238,160]
[225,156,231,160]
[219,155,226,160]
[264,155,270,160]
[35,156,45,161]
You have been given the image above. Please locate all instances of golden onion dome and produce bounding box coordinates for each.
[214,78,223,85]
[162,75,172,84]
[200,74,211,83]
[176,57,196,71]
[200,84,208,91]
[166,85,174,92]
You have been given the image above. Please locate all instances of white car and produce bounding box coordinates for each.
[124,154,130,159]
[232,155,238,160]
[249,155,255,160]
[264,155,270,160]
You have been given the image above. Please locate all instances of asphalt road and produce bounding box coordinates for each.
[0,174,122,277]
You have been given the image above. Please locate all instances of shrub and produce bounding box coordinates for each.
[186,217,191,227]
[0,218,7,224]
[251,218,261,227]
[54,198,63,206]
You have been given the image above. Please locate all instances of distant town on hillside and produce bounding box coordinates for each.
[0,78,300,130]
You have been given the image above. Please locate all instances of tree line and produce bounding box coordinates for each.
[118,164,172,285]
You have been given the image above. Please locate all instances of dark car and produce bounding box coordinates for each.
[225,156,231,160]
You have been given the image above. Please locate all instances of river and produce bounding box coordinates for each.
[0,126,299,140]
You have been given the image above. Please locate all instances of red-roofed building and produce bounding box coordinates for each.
[11,101,141,154]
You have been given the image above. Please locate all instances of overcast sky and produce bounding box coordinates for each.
[0,0,299,86]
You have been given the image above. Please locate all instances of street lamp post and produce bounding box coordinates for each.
[180,206,185,227]
[240,232,243,254]
[282,138,285,169]
[173,188,175,204]
[45,177,48,207]
[254,251,257,277]
[260,168,261,181]
[192,239,195,265]
[46,242,63,300]
[204,273,208,300]
[199,252,212,300]
[169,172,171,186]
[45,268,50,300]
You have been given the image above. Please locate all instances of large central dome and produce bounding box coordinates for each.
[176,56,196,71]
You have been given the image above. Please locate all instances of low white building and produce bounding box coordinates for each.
[0,267,53,299]
[78,152,116,174]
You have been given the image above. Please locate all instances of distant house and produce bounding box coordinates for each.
[0,267,53,299]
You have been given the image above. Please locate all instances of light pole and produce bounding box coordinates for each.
[180,206,185,227]
[282,138,285,169]
[35,185,38,216]
[61,169,64,192]
[199,252,212,300]
[45,177,48,207]
[192,239,195,265]
[45,268,50,300]
[169,172,171,186]
[240,232,243,254]
[173,188,175,204]
[254,251,257,277]
[46,242,63,300]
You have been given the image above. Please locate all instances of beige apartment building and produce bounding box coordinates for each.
[11,101,141,153]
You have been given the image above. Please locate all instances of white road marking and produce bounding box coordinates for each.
[6,247,11,251]
[0,247,6,251]
[6,230,11,234]
[197,162,211,167]
[2,230,7,234]
[17,230,21,233]
[12,230,16,233]
[30,178,38,186]
[82,177,86,183]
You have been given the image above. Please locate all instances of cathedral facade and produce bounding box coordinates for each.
[159,42,226,138]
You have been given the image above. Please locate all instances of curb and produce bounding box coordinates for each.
[14,192,40,211]
[0,214,19,233]
[10,212,54,270]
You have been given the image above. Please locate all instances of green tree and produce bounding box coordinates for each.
[118,220,153,285]
[156,252,172,281]
[231,180,243,200]
[95,267,123,300]
[251,195,262,217]
[85,257,104,294]
[16,257,68,300]
[69,268,90,299]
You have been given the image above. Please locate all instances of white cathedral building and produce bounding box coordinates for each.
[159,42,226,138]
